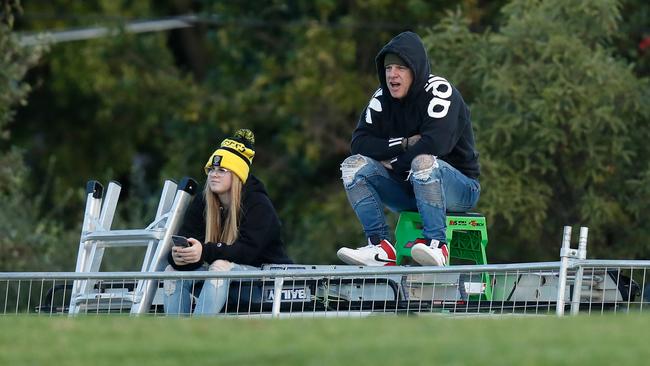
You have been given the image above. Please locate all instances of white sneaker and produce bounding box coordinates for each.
[337,239,397,266]
[411,239,449,266]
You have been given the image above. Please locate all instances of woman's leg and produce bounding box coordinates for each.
[193,260,257,315]
[162,265,203,315]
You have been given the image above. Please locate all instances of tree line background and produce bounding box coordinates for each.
[1,0,649,271]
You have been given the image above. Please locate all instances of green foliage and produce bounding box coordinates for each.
[0,5,70,271]
[0,149,78,270]
[614,0,650,78]
[0,10,44,135]
[4,0,650,269]
[423,0,650,261]
[16,32,204,217]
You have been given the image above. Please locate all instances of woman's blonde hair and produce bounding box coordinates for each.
[204,174,243,245]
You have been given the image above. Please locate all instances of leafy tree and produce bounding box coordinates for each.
[422,0,650,261]
[0,1,72,271]
[12,0,649,268]
[13,1,207,230]
[615,0,650,77]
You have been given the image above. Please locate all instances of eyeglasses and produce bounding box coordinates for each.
[207,167,231,176]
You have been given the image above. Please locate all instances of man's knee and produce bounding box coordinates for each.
[410,155,443,206]
[411,155,439,181]
[340,154,370,186]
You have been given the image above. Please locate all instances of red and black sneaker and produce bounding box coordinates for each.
[411,238,448,266]
[337,239,397,266]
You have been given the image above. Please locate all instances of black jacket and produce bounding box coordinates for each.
[168,175,292,270]
[351,31,480,179]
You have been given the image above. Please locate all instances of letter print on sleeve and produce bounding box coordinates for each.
[365,89,383,124]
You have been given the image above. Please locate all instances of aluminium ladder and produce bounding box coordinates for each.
[69,177,197,315]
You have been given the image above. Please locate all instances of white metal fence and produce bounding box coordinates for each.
[2,224,648,317]
[1,260,648,317]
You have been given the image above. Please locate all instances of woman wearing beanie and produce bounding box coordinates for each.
[163,129,292,315]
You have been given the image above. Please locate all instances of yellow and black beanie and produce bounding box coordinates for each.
[204,129,256,183]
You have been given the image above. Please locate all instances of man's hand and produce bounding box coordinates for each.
[405,134,421,149]
[171,237,203,265]
[386,134,422,169]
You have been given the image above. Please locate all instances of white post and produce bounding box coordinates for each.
[69,181,103,315]
[272,277,285,318]
[556,226,572,316]
[570,227,589,315]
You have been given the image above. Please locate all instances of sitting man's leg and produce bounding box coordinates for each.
[337,154,413,266]
[409,155,480,266]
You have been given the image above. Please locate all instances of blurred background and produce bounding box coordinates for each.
[1,0,649,271]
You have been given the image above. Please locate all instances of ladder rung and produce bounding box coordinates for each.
[83,229,165,242]
[85,241,155,248]
[72,292,137,303]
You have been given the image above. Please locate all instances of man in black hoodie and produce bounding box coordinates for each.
[337,31,480,267]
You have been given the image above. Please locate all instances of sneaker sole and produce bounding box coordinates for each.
[337,249,394,266]
[337,250,368,266]
[411,245,446,266]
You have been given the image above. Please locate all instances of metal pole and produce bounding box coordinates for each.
[141,180,178,272]
[570,227,588,315]
[271,277,284,318]
[556,226,572,316]
[131,178,197,314]
[69,181,103,315]
[19,16,198,46]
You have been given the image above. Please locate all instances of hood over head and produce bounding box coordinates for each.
[375,31,431,100]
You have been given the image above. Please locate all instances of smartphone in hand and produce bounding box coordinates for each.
[171,235,189,247]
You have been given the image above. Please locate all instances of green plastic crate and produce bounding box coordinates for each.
[394,211,492,300]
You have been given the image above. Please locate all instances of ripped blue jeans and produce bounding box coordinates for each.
[163,260,257,316]
[340,154,480,243]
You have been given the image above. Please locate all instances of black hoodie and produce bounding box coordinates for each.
[168,175,292,270]
[350,31,480,179]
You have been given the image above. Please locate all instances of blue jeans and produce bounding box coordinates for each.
[341,154,480,243]
[163,261,257,316]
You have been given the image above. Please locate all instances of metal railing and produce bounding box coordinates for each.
[2,224,648,317]
[1,260,648,317]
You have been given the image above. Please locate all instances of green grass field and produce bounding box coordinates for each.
[1,314,648,365]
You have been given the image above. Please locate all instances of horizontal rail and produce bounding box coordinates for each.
[6,259,649,282]
[577,260,650,268]
[0,262,566,281]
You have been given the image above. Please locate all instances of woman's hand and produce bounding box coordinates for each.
[171,238,203,265]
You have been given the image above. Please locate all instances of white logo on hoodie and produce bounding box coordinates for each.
[425,75,452,118]
[365,89,383,124]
